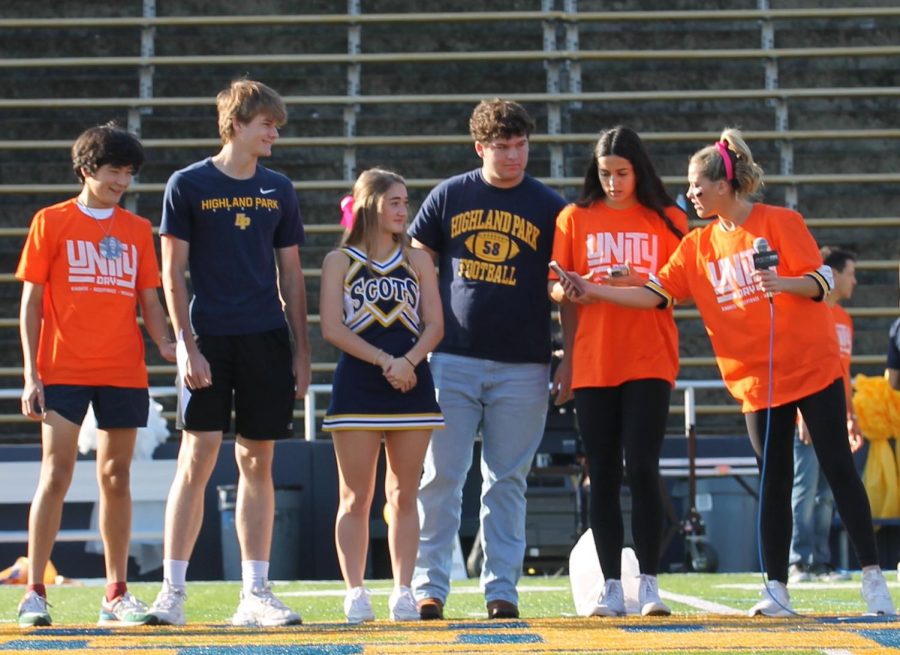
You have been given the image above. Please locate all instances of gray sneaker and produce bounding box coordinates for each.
[18,591,51,627]
[99,591,156,626]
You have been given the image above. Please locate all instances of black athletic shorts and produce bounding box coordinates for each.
[176,327,296,440]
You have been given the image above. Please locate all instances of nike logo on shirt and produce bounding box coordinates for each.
[260,188,276,195]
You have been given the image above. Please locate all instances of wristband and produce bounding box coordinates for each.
[403,355,416,367]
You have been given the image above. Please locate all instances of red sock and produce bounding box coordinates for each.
[106,581,127,602]
[27,583,46,598]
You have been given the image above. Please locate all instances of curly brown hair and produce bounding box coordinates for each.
[468,98,535,144]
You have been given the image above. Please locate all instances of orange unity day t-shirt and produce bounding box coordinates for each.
[646,203,842,412]
[15,198,161,387]
[551,202,688,388]
[831,302,853,403]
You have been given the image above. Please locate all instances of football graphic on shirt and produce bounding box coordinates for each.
[464,231,521,263]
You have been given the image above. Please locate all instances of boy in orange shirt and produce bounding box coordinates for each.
[16,124,175,626]
[557,128,895,618]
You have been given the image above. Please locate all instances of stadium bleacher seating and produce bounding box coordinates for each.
[0,2,897,439]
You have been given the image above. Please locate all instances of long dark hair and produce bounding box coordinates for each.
[576,126,684,239]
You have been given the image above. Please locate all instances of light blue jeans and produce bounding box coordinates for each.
[413,352,550,605]
[789,433,835,567]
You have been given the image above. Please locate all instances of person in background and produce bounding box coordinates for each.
[409,98,570,620]
[789,248,862,584]
[557,127,896,618]
[549,126,687,617]
[16,124,175,627]
[887,261,900,391]
[320,168,444,623]
[147,79,309,627]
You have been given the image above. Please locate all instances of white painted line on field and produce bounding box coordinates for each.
[279,585,571,598]
[718,580,899,591]
[822,650,855,655]
[659,590,744,615]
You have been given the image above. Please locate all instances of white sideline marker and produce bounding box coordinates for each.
[659,590,744,615]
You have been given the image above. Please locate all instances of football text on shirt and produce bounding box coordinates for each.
[449,209,542,287]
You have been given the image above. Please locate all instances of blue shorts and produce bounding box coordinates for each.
[43,385,149,429]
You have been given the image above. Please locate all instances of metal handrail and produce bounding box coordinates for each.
[3,173,900,196]
[2,46,899,70]
[3,87,899,111]
[4,129,900,150]
[2,7,899,29]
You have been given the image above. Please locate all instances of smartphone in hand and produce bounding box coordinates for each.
[549,261,582,296]
[549,260,572,283]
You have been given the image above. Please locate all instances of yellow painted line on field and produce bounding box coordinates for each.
[0,615,898,654]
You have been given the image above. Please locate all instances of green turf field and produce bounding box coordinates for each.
[0,572,896,623]
[0,574,897,655]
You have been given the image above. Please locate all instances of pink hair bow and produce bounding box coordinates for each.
[340,195,355,230]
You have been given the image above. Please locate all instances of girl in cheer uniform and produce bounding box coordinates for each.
[321,169,444,623]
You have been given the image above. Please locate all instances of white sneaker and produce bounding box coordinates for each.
[639,574,671,616]
[147,581,187,626]
[231,584,301,627]
[18,591,51,627]
[861,568,896,616]
[344,586,375,624]
[593,579,625,617]
[389,586,420,621]
[99,592,155,626]
[749,580,794,617]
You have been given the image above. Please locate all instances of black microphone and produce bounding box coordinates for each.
[752,237,779,301]
[752,237,779,270]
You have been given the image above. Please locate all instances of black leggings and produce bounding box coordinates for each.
[746,377,878,583]
[574,379,671,579]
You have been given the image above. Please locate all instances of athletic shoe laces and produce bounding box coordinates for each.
[19,591,50,615]
[105,592,149,619]
[249,585,291,610]
[153,585,186,611]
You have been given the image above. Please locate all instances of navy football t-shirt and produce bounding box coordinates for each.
[409,169,566,364]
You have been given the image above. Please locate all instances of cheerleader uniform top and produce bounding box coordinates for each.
[323,245,445,432]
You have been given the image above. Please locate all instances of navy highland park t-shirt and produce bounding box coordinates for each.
[409,169,567,363]
[160,158,305,336]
